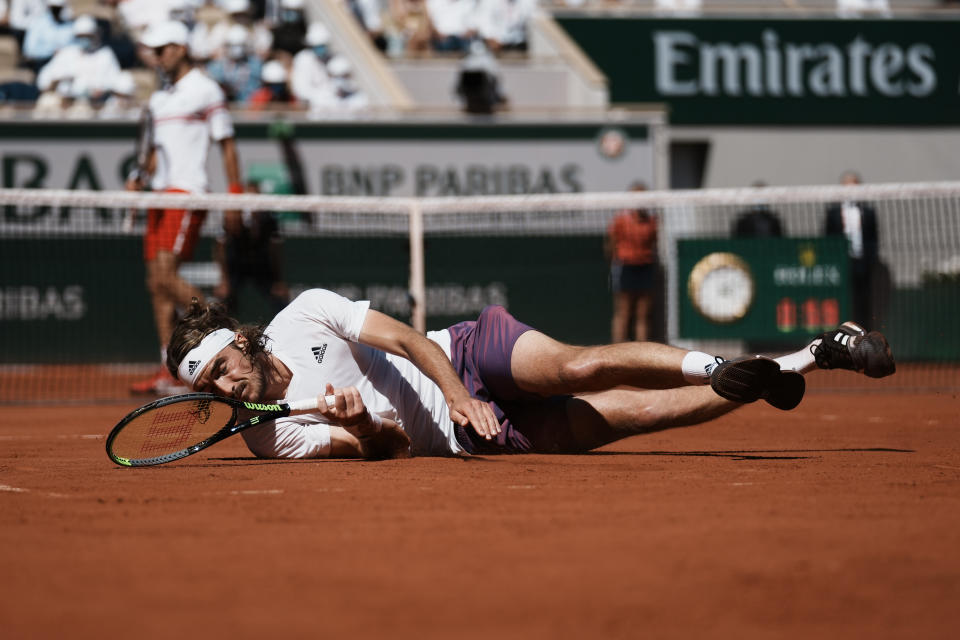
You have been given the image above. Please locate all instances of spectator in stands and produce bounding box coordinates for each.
[836,0,890,18]
[21,0,73,74]
[385,0,431,56]
[322,54,368,113]
[345,0,388,52]
[473,0,536,53]
[116,0,170,37]
[36,14,121,109]
[654,0,701,16]
[270,0,307,59]
[824,170,880,326]
[455,39,506,114]
[203,0,273,62]
[425,0,475,52]
[98,68,137,117]
[605,181,659,343]
[290,21,332,104]
[249,58,296,109]
[207,23,263,103]
[4,0,46,53]
[731,181,784,238]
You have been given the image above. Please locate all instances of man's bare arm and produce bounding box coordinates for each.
[358,309,501,440]
[220,136,241,188]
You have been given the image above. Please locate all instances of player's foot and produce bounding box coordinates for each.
[763,370,806,411]
[130,368,189,396]
[811,321,896,378]
[710,355,780,404]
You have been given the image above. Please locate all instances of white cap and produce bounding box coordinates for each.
[222,0,250,14]
[141,20,189,47]
[281,0,305,8]
[305,22,330,47]
[73,15,97,36]
[261,59,287,83]
[226,24,248,46]
[112,71,135,96]
[327,55,351,77]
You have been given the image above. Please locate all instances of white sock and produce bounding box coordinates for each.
[774,339,819,374]
[681,351,724,385]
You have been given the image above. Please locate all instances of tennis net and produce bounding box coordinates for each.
[1,182,957,403]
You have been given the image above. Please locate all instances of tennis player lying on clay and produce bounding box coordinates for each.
[166,289,895,459]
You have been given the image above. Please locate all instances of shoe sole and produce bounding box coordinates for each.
[859,331,896,378]
[764,370,806,410]
[710,356,780,403]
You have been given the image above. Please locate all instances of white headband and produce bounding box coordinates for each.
[178,328,237,388]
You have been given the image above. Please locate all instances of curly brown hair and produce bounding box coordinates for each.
[166,299,270,382]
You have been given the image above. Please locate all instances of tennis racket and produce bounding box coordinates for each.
[123,105,154,232]
[106,393,334,467]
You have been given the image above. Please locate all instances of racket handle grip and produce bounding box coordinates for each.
[286,396,336,413]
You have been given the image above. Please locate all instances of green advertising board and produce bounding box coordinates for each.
[0,233,611,364]
[678,237,849,341]
[555,16,960,125]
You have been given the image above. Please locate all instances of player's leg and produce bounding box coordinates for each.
[511,329,693,392]
[611,290,632,343]
[562,385,743,451]
[632,292,652,342]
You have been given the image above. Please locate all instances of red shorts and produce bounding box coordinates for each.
[144,188,207,262]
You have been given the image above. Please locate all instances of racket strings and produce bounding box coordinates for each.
[110,400,234,461]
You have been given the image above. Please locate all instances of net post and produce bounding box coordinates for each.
[408,200,426,333]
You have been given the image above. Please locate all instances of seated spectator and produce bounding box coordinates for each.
[116,0,171,36]
[306,54,369,116]
[474,0,536,53]
[21,0,73,73]
[455,39,506,114]
[836,0,891,17]
[425,0,476,53]
[249,58,296,109]
[98,68,137,118]
[203,0,272,61]
[290,21,332,103]
[653,0,701,16]
[345,0,387,52]
[385,0,432,56]
[5,0,47,52]
[207,23,263,103]
[270,0,307,58]
[36,14,121,108]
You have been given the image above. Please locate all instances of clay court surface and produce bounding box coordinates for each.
[1,390,958,639]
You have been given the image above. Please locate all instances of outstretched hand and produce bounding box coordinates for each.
[448,394,501,441]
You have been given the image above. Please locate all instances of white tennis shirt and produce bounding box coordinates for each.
[240,289,465,458]
[149,68,234,194]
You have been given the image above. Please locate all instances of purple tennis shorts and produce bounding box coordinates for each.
[447,306,581,454]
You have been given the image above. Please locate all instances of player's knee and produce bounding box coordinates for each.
[558,354,602,387]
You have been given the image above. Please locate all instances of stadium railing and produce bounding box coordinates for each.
[0,182,957,403]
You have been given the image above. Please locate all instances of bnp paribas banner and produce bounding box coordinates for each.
[0,118,661,198]
[556,16,960,125]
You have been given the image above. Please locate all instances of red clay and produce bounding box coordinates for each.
[1,391,958,639]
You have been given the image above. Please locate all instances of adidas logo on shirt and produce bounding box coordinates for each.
[188,360,200,376]
[311,344,327,364]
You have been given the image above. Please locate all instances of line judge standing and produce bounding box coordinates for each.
[127,20,243,395]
